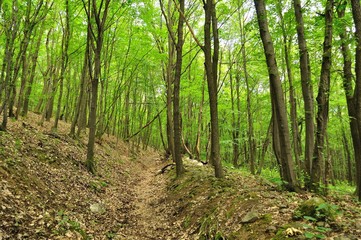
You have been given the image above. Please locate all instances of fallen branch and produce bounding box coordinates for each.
[156,163,175,175]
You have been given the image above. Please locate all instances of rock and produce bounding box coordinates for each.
[333,236,351,240]
[293,197,326,220]
[266,225,277,233]
[316,221,325,227]
[280,209,288,214]
[355,220,361,229]
[90,203,106,214]
[241,211,259,223]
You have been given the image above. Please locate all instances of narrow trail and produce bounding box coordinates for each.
[122,153,180,240]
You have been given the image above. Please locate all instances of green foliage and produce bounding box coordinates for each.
[54,211,89,239]
[199,212,225,240]
[293,198,341,222]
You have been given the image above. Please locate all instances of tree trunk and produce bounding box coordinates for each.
[203,0,224,178]
[311,0,334,191]
[350,0,361,200]
[293,0,315,177]
[173,0,185,177]
[53,0,70,130]
[254,0,299,191]
[85,0,111,174]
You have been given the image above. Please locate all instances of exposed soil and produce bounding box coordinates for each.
[121,155,182,239]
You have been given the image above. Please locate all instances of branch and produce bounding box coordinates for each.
[125,106,166,141]
[159,0,177,46]
[171,0,204,50]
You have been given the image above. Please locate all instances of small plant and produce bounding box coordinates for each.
[293,198,341,222]
[54,211,89,239]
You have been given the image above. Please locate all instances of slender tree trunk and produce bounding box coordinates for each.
[54,0,70,130]
[173,0,185,177]
[203,0,224,178]
[195,77,205,160]
[254,0,299,191]
[350,0,361,200]
[293,0,315,177]
[277,1,301,170]
[1,1,18,131]
[22,24,45,116]
[84,0,111,174]
[311,0,334,191]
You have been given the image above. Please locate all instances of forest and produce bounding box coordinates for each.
[0,0,361,238]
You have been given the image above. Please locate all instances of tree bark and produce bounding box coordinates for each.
[254,0,299,191]
[311,0,334,191]
[350,0,361,200]
[293,0,315,177]
[173,0,185,177]
[203,0,224,178]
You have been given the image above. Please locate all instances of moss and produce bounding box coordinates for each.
[262,213,273,224]
[293,197,339,222]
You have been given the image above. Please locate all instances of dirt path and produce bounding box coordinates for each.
[121,153,180,240]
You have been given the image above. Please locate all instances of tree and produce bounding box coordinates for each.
[173,0,186,177]
[311,0,334,191]
[350,0,361,200]
[254,0,299,191]
[293,0,315,178]
[82,0,111,174]
[203,0,224,178]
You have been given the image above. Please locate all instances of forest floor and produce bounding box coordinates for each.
[0,112,360,240]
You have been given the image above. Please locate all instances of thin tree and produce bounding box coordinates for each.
[203,0,224,178]
[82,0,111,174]
[293,0,315,178]
[350,0,361,200]
[254,0,299,191]
[311,0,334,191]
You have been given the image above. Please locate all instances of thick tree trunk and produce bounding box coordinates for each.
[337,1,360,188]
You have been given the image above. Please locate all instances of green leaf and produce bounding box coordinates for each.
[304,232,314,238]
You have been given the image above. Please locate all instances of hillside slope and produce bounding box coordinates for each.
[0,113,360,240]
[0,113,181,239]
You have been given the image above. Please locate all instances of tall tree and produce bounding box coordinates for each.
[293,0,315,178]
[53,0,70,130]
[173,0,186,177]
[350,0,361,200]
[0,0,19,131]
[83,0,111,174]
[254,0,299,191]
[203,0,224,178]
[311,0,334,191]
